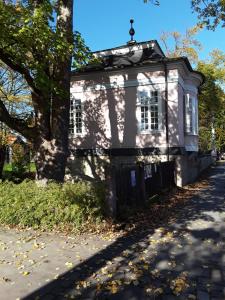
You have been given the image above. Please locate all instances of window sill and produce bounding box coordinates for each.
[184,132,198,136]
[69,133,85,138]
[138,130,163,135]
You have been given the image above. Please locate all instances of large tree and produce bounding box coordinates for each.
[153,18,225,152]
[197,51,225,152]
[0,0,89,182]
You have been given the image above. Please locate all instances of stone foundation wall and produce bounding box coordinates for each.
[66,153,213,187]
[175,153,213,187]
[65,154,168,182]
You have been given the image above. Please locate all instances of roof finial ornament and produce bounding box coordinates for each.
[128,19,136,45]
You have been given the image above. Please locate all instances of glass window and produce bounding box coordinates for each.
[185,94,198,134]
[69,96,83,135]
[138,90,161,132]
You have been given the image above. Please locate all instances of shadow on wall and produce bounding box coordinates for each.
[67,72,138,181]
[67,69,180,182]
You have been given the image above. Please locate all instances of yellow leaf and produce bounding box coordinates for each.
[65,262,73,268]
[23,271,30,276]
[33,241,39,249]
[110,284,118,294]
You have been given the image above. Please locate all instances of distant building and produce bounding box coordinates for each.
[5,135,30,164]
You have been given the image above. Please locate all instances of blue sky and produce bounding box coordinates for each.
[74,0,224,61]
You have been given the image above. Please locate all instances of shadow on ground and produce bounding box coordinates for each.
[24,163,225,300]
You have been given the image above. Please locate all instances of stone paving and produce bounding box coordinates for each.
[0,162,225,300]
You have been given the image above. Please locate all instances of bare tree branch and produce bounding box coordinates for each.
[0,99,36,140]
[0,49,41,97]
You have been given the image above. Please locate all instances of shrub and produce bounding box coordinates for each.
[0,180,105,231]
[11,143,27,179]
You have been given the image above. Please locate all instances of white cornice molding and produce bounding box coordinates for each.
[71,59,202,94]
[70,76,179,93]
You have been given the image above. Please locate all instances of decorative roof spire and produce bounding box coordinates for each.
[128,19,136,45]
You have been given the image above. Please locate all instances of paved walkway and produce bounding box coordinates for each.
[0,162,225,300]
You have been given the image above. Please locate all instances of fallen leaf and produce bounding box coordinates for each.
[22,271,30,276]
[65,262,73,268]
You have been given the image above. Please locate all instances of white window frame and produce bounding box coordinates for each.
[69,94,84,136]
[137,88,162,133]
[184,93,198,135]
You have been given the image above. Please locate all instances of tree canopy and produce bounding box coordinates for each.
[191,0,225,30]
[160,25,202,64]
[197,51,225,151]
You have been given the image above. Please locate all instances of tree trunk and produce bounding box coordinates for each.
[0,0,73,183]
[34,92,70,182]
[33,0,73,183]
[34,137,68,182]
[0,146,6,179]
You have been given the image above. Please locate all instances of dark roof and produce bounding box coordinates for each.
[72,46,163,74]
[71,41,204,85]
[93,40,165,56]
[72,56,204,83]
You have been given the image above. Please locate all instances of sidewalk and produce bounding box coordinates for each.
[0,162,225,300]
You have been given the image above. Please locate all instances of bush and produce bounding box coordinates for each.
[0,180,105,231]
[11,143,27,179]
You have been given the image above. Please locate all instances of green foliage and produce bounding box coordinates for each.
[199,127,212,151]
[0,0,95,182]
[3,162,36,182]
[3,162,36,173]
[0,1,92,94]
[191,0,225,30]
[11,143,27,175]
[197,54,225,151]
[0,180,105,231]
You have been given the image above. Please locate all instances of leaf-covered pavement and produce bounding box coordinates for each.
[1,162,225,300]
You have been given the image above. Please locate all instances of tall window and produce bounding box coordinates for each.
[184,94,198,135]
[69,96,83,135]
[185,95,193,133]
[138,90,161,132]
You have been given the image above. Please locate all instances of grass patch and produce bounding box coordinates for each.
[2,163,36,182]
[0,180,105,232]
[3,162,36,173]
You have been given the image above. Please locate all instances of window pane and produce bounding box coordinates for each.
[138,90,160,132]
[150,91,158,103]
[150,104,159,130]
[69,96,82,135]
[185,96,193,133]
[140,96,149,131]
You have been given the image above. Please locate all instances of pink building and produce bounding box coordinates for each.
[67,39,210,186]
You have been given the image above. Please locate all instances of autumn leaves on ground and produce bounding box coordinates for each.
[1,165,223,300]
